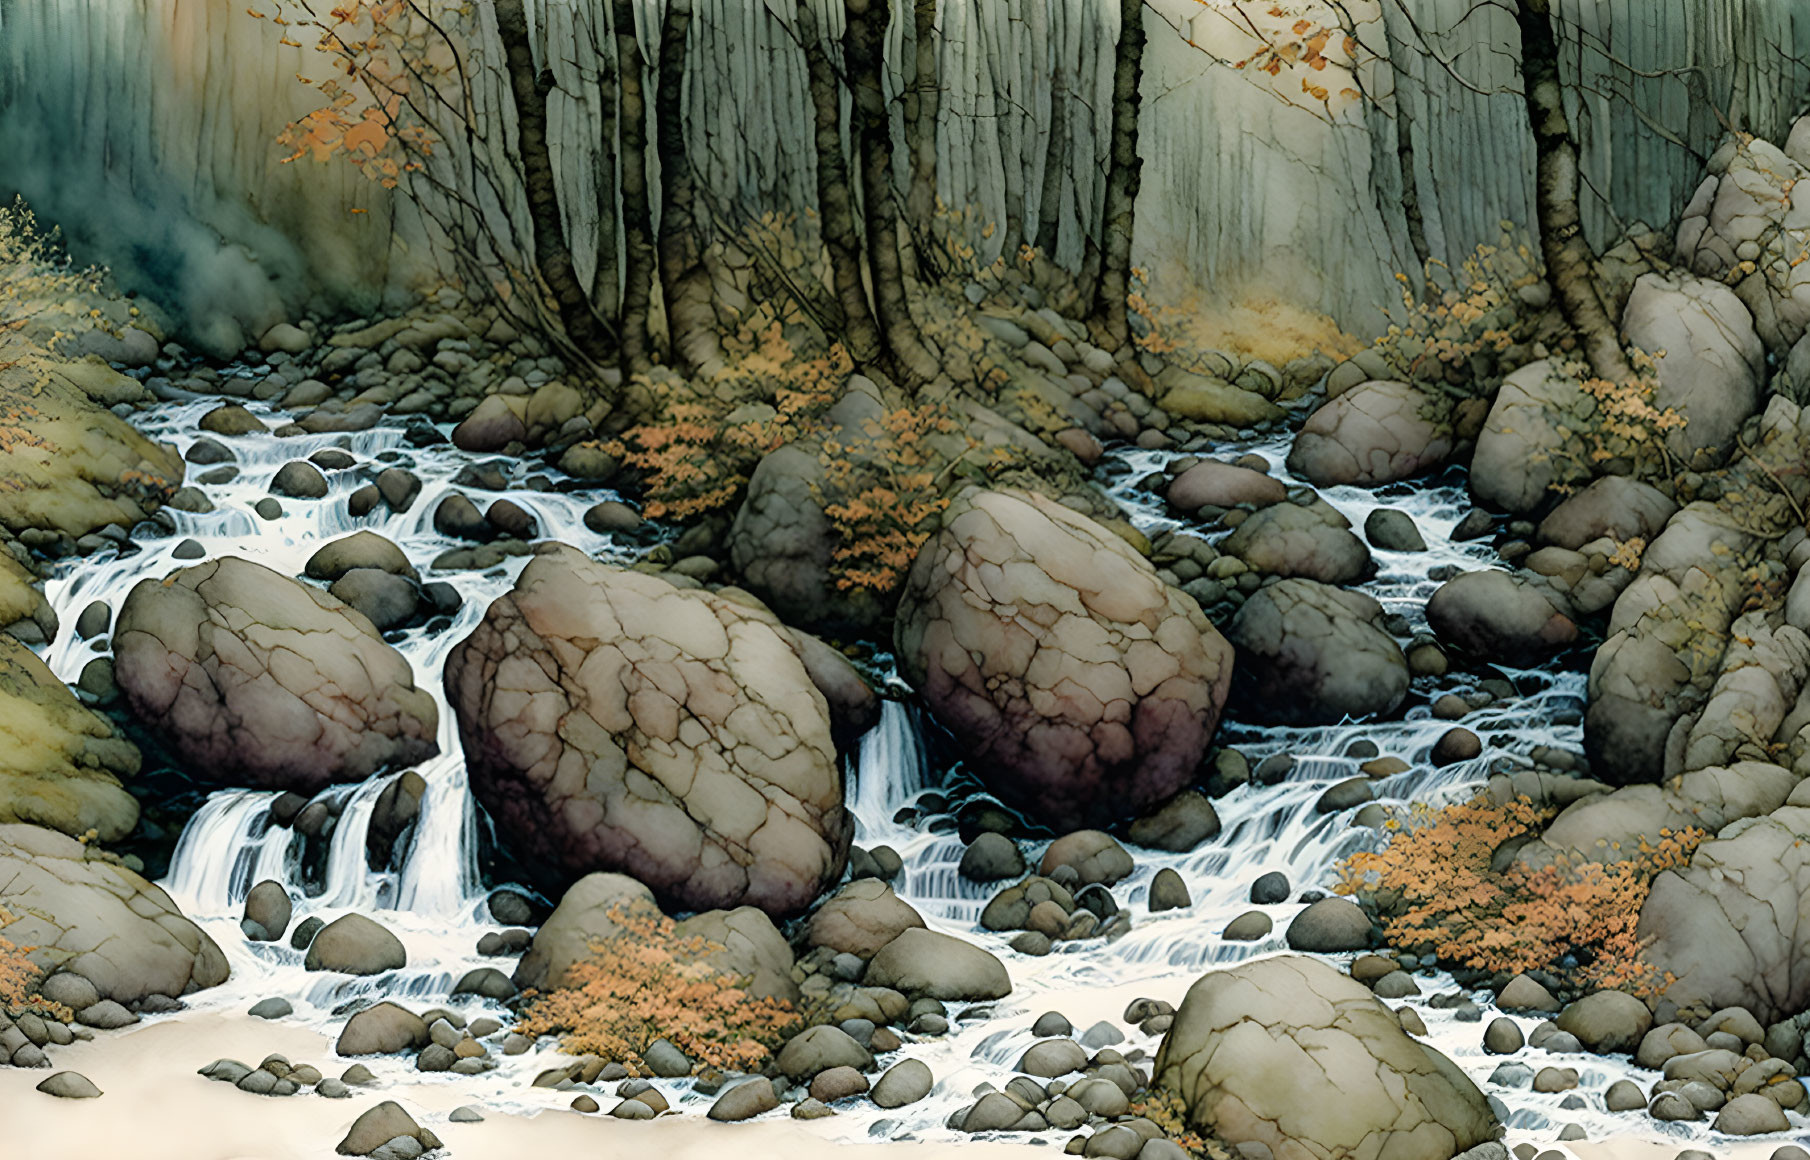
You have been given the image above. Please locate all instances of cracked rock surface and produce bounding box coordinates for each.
[894,487,1233,829]
[1154,956,1497,1160]
[112,556,438,795]
[445,547,849,916]
[1287,380,1454,487]
[1226,578,1407,725]
[1640,803,1810,1026]
[0,822,228,1003]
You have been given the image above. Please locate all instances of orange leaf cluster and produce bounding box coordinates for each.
[611,325,847,520]
[1336,794,1702,996]
[271,0,445,191]
[818,400,966,594]
[514,901,800,1075]
[0,905,71,1022]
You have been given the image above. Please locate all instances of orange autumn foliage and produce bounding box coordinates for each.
[264,0,444,187]
[817,400,965,594]
[1335,794,1701,997]
[514,901,800,1075]
[610,323,846,521]
[0,905,69,1022]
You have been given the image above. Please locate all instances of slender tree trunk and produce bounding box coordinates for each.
[613,0,656,375]
[1395,96,1436,301]
[1093,0,1145,348]
[593,14,621,322]
[494,0,614,361]
[654,0,725,376]
[1035,68,1067,257]
[1517,0,1632,383]
[799,0,884,366]
[845,0,939,384]
[904,0,939,227]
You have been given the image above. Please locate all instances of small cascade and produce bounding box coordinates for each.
[848,699,932,845]
[29,388,1711,1151]
[40,392,623,1019]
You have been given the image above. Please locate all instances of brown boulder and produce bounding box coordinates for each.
[445,548,849,916]
[1153,957,1497,1160]
[1426,571,1577,667]
[894,488,1233,830]
[808,879,926,958]
[112,557,438,795]
[1166,461,1287,514]
[1226,578,1408,725]
[1286,380,1454,487]
[1220,501,1370,586]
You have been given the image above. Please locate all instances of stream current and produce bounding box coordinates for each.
[35,389,1791,1153]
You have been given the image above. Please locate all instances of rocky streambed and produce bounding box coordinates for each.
[2,373,1786,1160]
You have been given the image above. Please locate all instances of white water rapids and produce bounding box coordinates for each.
[33,391,1794,1154]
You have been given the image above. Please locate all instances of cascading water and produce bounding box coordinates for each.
[32,389,1770,1151]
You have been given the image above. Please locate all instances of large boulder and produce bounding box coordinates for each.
[1226,579,1408,725]
[1470,360,1591,513]
[446,548,850,916]
[725,387,893,636]
[0,636,140,840]
[0,551,57,646]
[510,873,655,992]
[1585,504,1757,785]
[303,914,406,975]
[0,823,228,1003]
[1220,501,1370,586]
[807,879,926,959]
[1535,476,1678,551]
[1676,133,1810,356]
[1639,805,1810,1025]
[1425,571,1578,668]
[1286,381,1454,487]
[512,873,799,1002]
[1621,271,1764,466]
[894,487,1232,829]
[0,360,183,541]
[1166,461,1287,515]
[1522,762,1796,869]
[863,928,1011,1001]
[726,442,883,636]
[112,557,438,795]
[1154,956,1497,1160]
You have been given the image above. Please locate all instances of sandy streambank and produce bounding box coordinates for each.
[0,1011,1045,1160]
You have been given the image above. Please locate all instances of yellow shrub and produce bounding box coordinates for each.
[816,399,967,594]
[1336,794,1701,996]
[609,324,846,520]
[0,905,72,1022]
[514,900,801,1075]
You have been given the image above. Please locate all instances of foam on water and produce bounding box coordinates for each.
[35,397,1789,1148]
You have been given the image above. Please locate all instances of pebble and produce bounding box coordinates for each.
[36,1071,101,1098]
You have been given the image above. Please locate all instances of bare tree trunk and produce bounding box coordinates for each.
[614,0,656,375]
[845,0,938,384]
[903,0,939,227]
[494,0,614,362]
[1517,0,1632,383]
[799,0,884,366]
[593,13,621,322]
[1395,97,1436,301]
[1093,0,1145,349]
[655,0,725,377]
[1035,68,1067,257]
